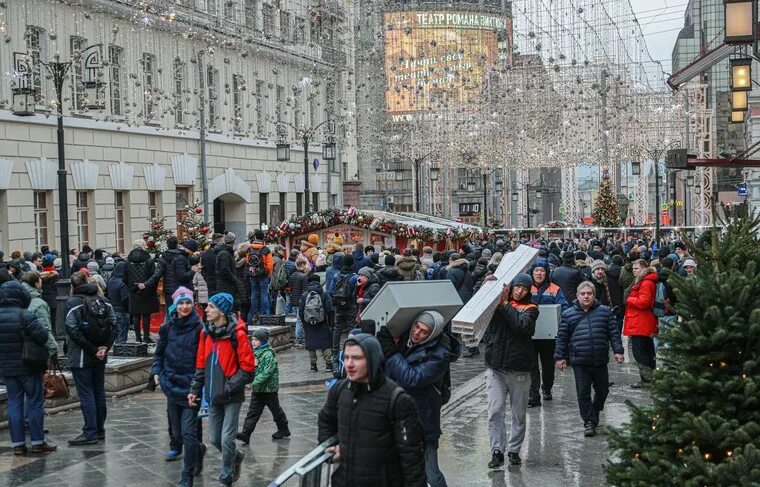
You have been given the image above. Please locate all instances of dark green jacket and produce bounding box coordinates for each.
[252,343,279,393]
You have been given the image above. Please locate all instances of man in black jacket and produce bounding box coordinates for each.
[485,273,538,469]
[215,233,241,307]
[318,333,426,487]
[202,233,223,297]
[446,253,474,303]
[551,251,583,302]
[554,281,624,437]
[147,237,200,307]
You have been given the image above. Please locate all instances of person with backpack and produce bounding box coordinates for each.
[0,281,57,455]
[188,292,254,486]
[65,271,117,445]
[288,259,310,347]
[105,262,131,344]
[248,230,274,319]
[623,259,659,388]
[236,328,290,444]
[380,311,461,487]
[327,254,358,358]
[318,333,427,487]
[300,274,332,372]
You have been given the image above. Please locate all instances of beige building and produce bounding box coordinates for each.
[0,0,357,254]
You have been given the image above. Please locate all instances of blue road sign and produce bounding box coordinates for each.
[738,183,747,196]
[313,158,320,170]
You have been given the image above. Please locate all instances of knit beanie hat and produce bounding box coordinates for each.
[105,256,115,265]
[308,234,319,245]
[358,266,374,278]
[183,239,199,253]
[252,328,270,344]
[591,260,606,272]
[342,254,355,271]
[172,286,194,306]
[562,251,575,263]
[208,292,234,316]
[87,261,100,273]
[511,273,533,290]
[384,254,396,266]
[133,239,147,250]
[333,235,344,246]
[224,232,236,245]
[42,254,55,266]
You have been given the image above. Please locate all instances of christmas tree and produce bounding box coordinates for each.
[143,215,173,256]
[591,176,621,227]
[606,206,760,486]
[178,199,212,249]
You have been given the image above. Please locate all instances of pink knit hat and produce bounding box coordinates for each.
[172,286,194,305]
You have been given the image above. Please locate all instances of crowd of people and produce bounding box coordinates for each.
[0,227,698,486]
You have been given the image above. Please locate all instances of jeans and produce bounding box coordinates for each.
[425,440,447,487]
[284,292,293,315]
[71,363,107,439]
[240,392,289,437]
[4,375,45,446]
[572,365,609,426]
[530,339,556,397]
[630,336,656,382]
[250,276,271,317]
[207,401,242,484]
[294,309,303,342]
[486,367,530,454]
[114,311,131,344]
[167,402,199,484]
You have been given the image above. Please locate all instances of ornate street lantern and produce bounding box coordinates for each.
[724,0,757,44]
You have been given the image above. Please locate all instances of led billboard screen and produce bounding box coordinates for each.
[385,11,512,119]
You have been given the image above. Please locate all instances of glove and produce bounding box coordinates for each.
[48,354,59,370]
[376,327,398,358]
[146,375,157,392]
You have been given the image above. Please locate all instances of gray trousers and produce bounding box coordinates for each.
[208,401,242,484]
[486,367,531,455]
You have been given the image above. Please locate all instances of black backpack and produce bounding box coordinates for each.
[247,247,267,278]
[80,296,112,346]
[332,274,352,307]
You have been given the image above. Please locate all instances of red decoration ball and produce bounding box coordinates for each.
[195,207,203,214]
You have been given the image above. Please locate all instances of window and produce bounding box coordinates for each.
[325,83,335,122]
[70,36,87,111]
[310,17,321,44]
[262,3,274,38]
[207,66,218,130]
[33,191,49,250]
[276,85,285,123]
[245,0,257,30]
[109,45,124,116]
[279,10,291,41]
[312,193,320,212]
[173,58,186,126]
[279,192,286,221]
[269,205,281,225]
[294,90,302,128]
[76,191,90,248]
[115,191,126,254]
[224,0,236,21]
[148,191,159,219]
[309,95,318,126]
[296,193,303,216]
[207,0,217,16]
[255,80,265,135]
[294,17,306,44]
[176,187,191,236]
[259,193,268,226]
[25,26,44,104]
[232,74,244,133]
[141,53,157,120]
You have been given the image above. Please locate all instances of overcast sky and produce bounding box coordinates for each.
[630,0,688,77]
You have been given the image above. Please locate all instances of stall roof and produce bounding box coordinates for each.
[368,211,484,231]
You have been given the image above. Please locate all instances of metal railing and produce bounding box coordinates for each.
[267,436,338,487]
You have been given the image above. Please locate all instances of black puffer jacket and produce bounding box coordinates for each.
[0,281,49,377]
[484,296,539,373]
[125,248,160,315]
[551,264,583,302]
[201,244,218,296]
[606,264,625,310]
[554,300,623,366]
[149,248,194,298]
[288,270,310,309]
[376,266,404,286]
[318,334,426,487]
[446,259,474,303]
[64,283,117,369]
[214,245,240,297]
[359,273,382,313]
[71,252,93,272]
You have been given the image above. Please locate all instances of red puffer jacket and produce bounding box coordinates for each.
[623,271,659,337]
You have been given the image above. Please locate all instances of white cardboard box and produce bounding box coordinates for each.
[359,280,464,337]
[534,304,562,339]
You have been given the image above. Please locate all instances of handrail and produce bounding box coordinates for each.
[267,436,338,487]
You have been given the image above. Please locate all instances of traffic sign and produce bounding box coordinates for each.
[313,158,320,170]
[738,183,748,196]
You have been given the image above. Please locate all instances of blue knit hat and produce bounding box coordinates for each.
[208,292,234,317]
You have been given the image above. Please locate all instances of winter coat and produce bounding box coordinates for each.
[551,264,583,302]
[152,309,202,406]
[472,257,489,284]
[531,281,570,312]
[190,320,255,406]
[192,272,209,304]
[619,263,635,299]
[317,334,426,487]
[252,343,279,393]
[284,257,297,279]
[351,250,366,272]
[606,264,625,310]
[376,266,405,286]
[249,240,274,277]
[396,256,421,281]
[150,248,194,298]
[288,270,310,309]
[554,300,623,367]
[234,255,250,307]
[447,259,474,303]
[64,283,117,369]
[125,248,160,315]
[100,262,115,284]
[624,271,659,337]
[325,254,343,293]
[71,252,93,272]
[299,280,332,350]
[201,244,218,296]
[21,282,58,356]
[385,329,460,442]
[0,282,50,377]
[214,244,240,297]
[485,296,539,373]
[40,267,59,311]
[300,241,319,267]
[106,262,130,313]
[358,273,382,314]
[327,270,358,313]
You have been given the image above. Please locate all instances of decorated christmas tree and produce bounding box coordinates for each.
[178,199,212,249]
[143,215,173,256]
[606,206,760,486]
[591,176,621,227]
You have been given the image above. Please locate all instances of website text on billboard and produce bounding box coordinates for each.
[385,11,513,121]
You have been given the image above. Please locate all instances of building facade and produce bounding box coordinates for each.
[0,0,358,253]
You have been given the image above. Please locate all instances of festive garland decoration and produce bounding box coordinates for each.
[545,220,574,229]
[257,208,485,244]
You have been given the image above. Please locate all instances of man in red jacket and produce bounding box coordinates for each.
[188,292,255,486]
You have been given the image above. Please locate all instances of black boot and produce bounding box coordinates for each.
[310,362,318,372]
[143,325,153,344]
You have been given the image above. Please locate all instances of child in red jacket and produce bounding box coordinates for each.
[189,292,255,486]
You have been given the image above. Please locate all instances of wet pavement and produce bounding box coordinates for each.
[0,343,648,486]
